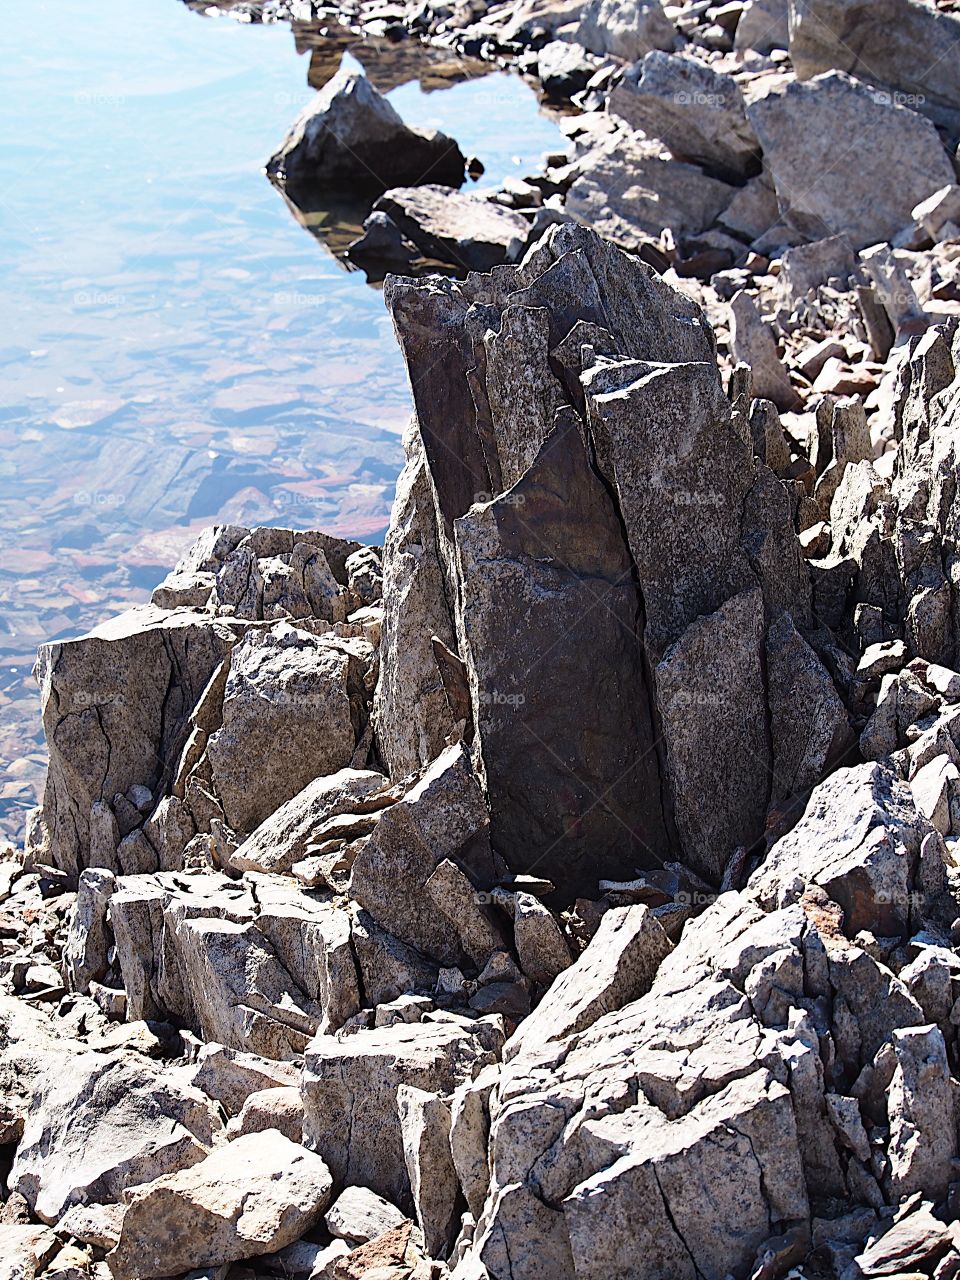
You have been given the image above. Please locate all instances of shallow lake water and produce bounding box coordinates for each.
[0,0,566,839]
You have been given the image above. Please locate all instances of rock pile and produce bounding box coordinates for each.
[5,214,960,1277]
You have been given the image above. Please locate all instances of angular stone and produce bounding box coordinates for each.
[229,768,390,876]
[397,1084,458,1258]
[565,135,735,248]
[230,1087,303,1144]
[349,744,496,963]
[506,904,672,1062]
[746,71,955,250]
[190,1044,300,1118]
[453,415,668,895]
[324,1186,407,1246]
[790,0,960,133]
[374,186,529,273]
[730,290,801,411]
[206,623,363,835]
[609,52,760,181]
[301,1021,497,1209]
[32,607,242,876]
[656,587,769,881]
[513,892,572,987]
[64,868,116,995]
[107,1130,333,1279]
[886,1025,957,1202]
[267,69,464,196]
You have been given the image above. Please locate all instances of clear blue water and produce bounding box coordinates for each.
[0,0,565,835]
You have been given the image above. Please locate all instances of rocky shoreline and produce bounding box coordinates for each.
[6,0,960,1277]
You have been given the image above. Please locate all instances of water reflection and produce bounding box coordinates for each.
[0,0,564,839]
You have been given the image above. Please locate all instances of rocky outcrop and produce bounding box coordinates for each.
[381,223,839,890]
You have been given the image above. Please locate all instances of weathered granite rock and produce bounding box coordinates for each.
[302,1020,499,1209]
[609,52,761,181]
[499,0,677,62]
[11,1051,221,1224]
[789,0,960,133]
[398,1084,459,1258]
[746,71,955,250]
[64,868,116,994]
[108,1129,333,1279]
[565,134,736,248]
[504,903,672,1061]
[350,744,498,963]
[31,608,242,877]
[267,68,465,196]
[730,289,802,411]
[452,759,942,1278]
[206,623,367,835]
[190,1044,300,1118]
[229,1085,303,1143]
[735,0,789,52]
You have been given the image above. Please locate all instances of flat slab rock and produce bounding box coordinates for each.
[373,185,530,272]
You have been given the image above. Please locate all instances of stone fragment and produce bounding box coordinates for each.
[301,1020,497,1208]
[64,868,116,994]
[731,290,801,411]
[190,1044,300,1118]
[374,186,529,272]
[513,893,573,987]
[609,52,760,180]
[790,0,960,133]
[505,904,672,1061]
[230,1086,303,1144]
[397,1085,458,1258]
[108,1130,333,1279]
[229,769,390,876]
[886,1025,957,1202]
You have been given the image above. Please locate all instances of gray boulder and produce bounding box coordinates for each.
[746,71,954,250]
[267,68,465,196]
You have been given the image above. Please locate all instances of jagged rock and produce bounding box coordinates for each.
[349,744,498,964]
[789,0,960,133]
[350,909,439,1006]
[31,607,243,877]
[398,1084,459,1258]
[655,586,770,881]
[766,613,854,806]
[206,623,368,836]
[329,1221,431,1280]
[500,0,676,62]
[451,758,944,1277]
[449,1064,500,1221]
[730,289,802,410]
[746,71,955,250]
[64,868,116,995]
[302,1020,499,1209]
[505,903,672,1061]
[513,893,572,986]
[107,1129,333,1279]
[425,859,508,969]
[373,187,529,273]
[0,1225,59,1280]
[886,1024,956,1202]
[324,1186,408,1246]
[609,52,761,181]
[267,68,465,196]
[11,1051,221,1224]
[229,768,391,876]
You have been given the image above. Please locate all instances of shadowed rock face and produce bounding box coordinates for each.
[379,223,846,889]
